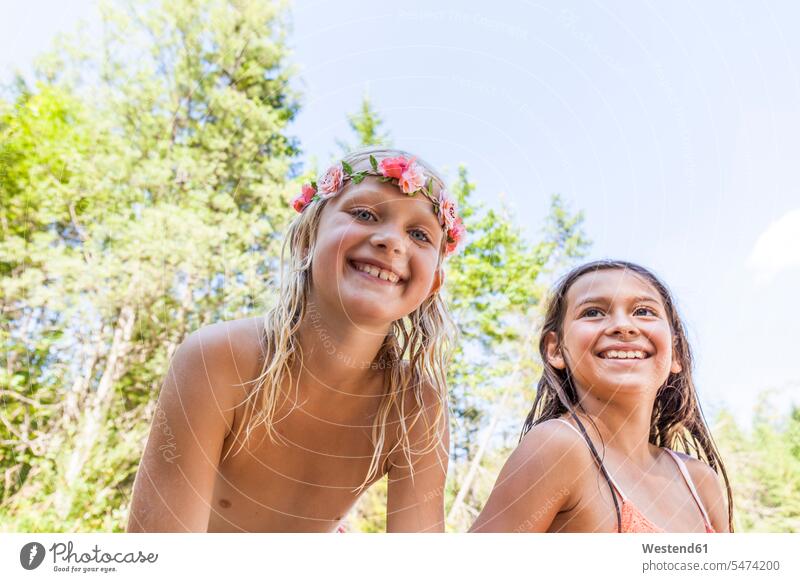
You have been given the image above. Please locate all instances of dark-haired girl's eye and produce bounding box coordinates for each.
[582,308,604,318]
[634,306,658,317]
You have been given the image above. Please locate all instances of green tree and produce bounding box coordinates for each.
[336,94,391,153]
[716,396,800,532]
[1,83,102,508]
[1,0,299,531]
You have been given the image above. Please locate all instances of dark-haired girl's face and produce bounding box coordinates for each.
[545,269,682,399]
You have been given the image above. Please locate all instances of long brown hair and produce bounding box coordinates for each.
[521,260,734,532]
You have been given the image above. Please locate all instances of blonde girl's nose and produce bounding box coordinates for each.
[370,226,409,255]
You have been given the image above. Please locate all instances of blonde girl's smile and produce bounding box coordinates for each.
[348,258,405,285]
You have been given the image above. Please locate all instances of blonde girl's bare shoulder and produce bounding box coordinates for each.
[180,316,266,391]
[201,315,264,354]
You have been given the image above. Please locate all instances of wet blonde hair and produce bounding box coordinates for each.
[227,146,456,490]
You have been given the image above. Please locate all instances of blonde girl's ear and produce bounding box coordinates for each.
[544,331,566,370]
[427,268,444,297]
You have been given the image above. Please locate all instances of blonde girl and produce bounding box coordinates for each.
[128,147,465,532]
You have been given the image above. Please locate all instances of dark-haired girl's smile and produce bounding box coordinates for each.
[557,269,681,396]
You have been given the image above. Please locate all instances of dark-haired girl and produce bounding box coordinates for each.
[471,261,733,533]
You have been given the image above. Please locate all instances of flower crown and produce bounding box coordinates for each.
[292,155,466,256]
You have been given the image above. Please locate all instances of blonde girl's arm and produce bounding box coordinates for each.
[386,382,450,532]
[126,327,237,532]
[469,420,582,532]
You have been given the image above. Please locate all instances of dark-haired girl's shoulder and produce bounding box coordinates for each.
[670,451,730,532]
[518,417,595,467]
[670,450,717,482]
[469,418,586,532]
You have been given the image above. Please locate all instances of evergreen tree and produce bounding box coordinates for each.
[337,93,390,152]
[0,0,299,531]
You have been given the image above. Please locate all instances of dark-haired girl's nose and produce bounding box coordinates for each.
[606,313,639,337]
[612,326,638,337]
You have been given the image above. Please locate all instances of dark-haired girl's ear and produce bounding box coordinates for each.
[544,331,566,370]
[670,339,683,374]
[670,353,683,374]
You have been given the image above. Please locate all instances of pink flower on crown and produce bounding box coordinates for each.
[399,161,426,194]
[379,156,409,180]
[438,190,458,231]
[446,217,467,256]
[292,183,316,212]
[318,163,344,197]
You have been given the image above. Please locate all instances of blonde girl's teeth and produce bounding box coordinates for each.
[354,261,400,282]
[636,351,644,359]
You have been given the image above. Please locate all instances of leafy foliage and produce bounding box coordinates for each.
[1,0,796,535]
[1,0,299,531]
[715,398,800,532]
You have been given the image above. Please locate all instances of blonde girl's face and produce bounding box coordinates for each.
[546,269,682,397]
[309,178,444,326]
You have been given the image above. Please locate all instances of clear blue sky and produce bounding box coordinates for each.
[3,0,799,426]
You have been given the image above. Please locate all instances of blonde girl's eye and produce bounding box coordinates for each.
[351,208,376,222]
[409,229,431,243]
